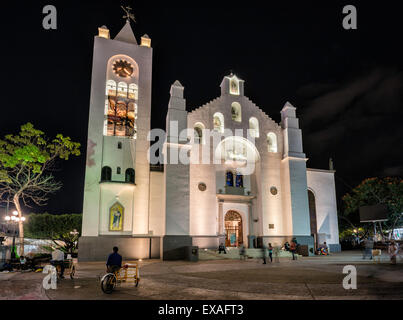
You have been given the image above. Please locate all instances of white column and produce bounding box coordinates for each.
[218,200,224,235]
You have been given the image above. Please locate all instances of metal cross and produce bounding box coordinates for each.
[121,5,136,23]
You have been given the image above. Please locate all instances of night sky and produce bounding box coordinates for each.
[0,1,402,215]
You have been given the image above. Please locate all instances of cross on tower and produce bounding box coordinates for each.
[121,5,136,23]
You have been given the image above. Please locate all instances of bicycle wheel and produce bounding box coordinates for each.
[70,266,76,279]
[101,274,116,294]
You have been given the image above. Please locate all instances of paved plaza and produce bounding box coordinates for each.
[1,251,402,300]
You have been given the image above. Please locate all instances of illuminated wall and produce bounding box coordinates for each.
[81,24,152,241]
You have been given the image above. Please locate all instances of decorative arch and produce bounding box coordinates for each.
[104,55,139,138]
[225,210,243,247]
[267,132,278,153]
[249,117,259,138]
[213,112,225,133]
[231,102,242,122]
[109,202,124,231]
[215,136,260,168]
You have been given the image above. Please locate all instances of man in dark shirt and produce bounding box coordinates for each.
[106,246,122,273]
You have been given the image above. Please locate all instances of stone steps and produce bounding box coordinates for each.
[199,248,302,260]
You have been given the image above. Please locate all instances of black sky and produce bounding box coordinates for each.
[0,0,402,214]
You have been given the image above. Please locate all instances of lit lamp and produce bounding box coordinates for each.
[98,25,110,39]
[4,210,26,260]
[140,34,151,47]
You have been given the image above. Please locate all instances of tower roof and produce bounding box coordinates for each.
[114,20,138,44]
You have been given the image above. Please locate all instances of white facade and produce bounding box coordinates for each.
[79,21,340,261]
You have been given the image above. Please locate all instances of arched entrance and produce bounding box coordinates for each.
[225,211,243,247]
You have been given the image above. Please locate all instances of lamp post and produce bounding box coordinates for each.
[4,211,25,260]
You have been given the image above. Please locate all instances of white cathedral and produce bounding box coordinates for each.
[79,19,340,261]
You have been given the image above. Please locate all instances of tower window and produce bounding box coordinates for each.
[249,117,259,138]
[106,80,117,96]
[118,142,122,149]
[194,122,205,145]
[117,82,128,98]
[235,173,244,188]
[125,168,135,183]
[213,112,224,133]
[267,132,278,153]
[101,166,112,181]
[226,171,234,187]
[231,102,242,122]
[117,167,121,175]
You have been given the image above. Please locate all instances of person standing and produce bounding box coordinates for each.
[262,245,267,264]
[290,240,297,260]
[268,243,273,263]
[273,245,280,263]
[388,241,398,265]
[218,243,227,254]
[239,244,246,261]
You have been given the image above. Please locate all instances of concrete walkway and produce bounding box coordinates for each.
[1,251,403,300]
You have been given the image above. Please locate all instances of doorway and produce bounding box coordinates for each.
[225,210,243,247]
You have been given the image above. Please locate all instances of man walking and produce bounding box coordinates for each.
[362,237,374,260]
[268,243,273,263]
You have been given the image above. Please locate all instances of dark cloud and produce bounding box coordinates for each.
[298,67,403,195]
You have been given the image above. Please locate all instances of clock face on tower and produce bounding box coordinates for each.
[113,59,134,78]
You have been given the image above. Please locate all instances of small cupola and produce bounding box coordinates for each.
[220,73,244,96]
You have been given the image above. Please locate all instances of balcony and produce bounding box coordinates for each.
[221,186,246,196]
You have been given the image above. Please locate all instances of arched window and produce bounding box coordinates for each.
[249,117,259,138]
[226,171,234,187]
[231,102,242,122]
[106,80,116,96]
[194,122,205,144]
[213,112,224,133]
[117,167,121,175]
[117,82,128,98]
[101,166,112,181]
[125,168,135,183]
[128,83,138,100]
[235,173,244,188]
[267,132,278,153]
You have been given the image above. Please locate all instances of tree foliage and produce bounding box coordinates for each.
[24,213,82,254]
[342,177,403,237]
[0,123,80,254]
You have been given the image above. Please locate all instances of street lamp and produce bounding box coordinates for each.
[4,211,25,260]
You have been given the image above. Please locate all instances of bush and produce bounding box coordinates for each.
[24,213,82,239]
[24,213,82,254]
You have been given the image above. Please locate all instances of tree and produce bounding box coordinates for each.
[24,213,82,254]
[342,177,403,239]
[0,123,80,255]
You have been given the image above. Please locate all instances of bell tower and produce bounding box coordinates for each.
[79,8,153,261]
